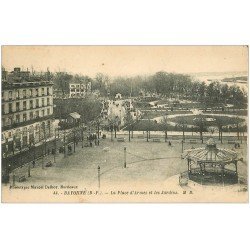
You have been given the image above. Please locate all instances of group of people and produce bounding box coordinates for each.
[87,133,100,147]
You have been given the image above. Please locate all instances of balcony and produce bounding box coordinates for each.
[2,114,55,130]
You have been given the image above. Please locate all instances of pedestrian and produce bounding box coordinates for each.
[32,160,35,168]
[168,141,172,146]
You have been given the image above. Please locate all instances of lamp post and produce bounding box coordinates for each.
[81,123,84,148]
[28,143,34,177]
[119,109,122,126]
[97,165,101,189]
[124,147,127,168]
[73,124,76,153]
[64,129,66,157]
[42,124,46,168]
[54,128,57,163]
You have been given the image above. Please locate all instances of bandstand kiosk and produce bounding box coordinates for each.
[182,138,239,185]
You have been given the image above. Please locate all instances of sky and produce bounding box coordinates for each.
[2,46,248,77]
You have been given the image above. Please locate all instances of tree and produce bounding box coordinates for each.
[108,118,115,142]
[221,84,229,104]
[160,114,168,142]
[54,98,102,123]
[193,115,207,143]
[178,117,187,141]
[215,118,223,143]
[125,111,134,142]
[53,72,73,96]
[94,73,110,96]
[235,116,241,140]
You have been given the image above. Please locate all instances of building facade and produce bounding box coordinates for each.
[69,82,91,98]
[1,80,54,157]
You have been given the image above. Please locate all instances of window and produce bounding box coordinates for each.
[42,98,45,107]
[2,118,5,127]
[23,89,26,98]
[9,91,13,100]
[16,90,20,99]
[36,99,39,108]
[47,108,50,115]
[29,89,32,96]
[23,113,27,122]
[35,88,39,97]
[42,88,45,96]
[16,102,20,111]
[41,110,45,117]
[16,114,20,123]
[30,112,33,119]
[8,103,12,113]
[30,100,33,109]
[8,116,13,125]
[35,111,39,118]
[2,104,5,114]
[1,91,4,98]
[23,101,27,110]
[47,87,50,95]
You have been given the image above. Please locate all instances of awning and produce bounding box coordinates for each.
[69,112,81,119]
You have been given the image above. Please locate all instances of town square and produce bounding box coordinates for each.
[1,46,248,202]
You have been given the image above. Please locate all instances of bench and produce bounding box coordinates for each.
[45,161,53,167]
[152,138,161,142]
[18,176,26,182]
[117,138,125,142]
[190,139,198,144]
[171,136,179,141]
[137,135,144,139]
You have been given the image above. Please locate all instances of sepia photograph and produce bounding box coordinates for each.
[1,45,248,202]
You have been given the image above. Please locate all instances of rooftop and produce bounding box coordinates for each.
[183,138,238,164]
[2,81,53,90]
[69,112,81,119]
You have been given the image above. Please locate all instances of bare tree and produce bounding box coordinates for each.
[160,114,168,142]
[178,117,187,141]
[125,111,134,142]
[193,115,207,143]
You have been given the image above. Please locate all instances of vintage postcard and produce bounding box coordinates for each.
[1,45,248,202]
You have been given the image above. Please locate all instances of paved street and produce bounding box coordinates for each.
[8,134,247,189]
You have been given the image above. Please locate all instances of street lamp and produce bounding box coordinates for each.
[97,165,101,189]
[81,122,84,148]
[53,127,58,163]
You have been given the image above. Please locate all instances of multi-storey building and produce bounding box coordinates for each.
[69,82,91,98]
[1,78,54,157]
